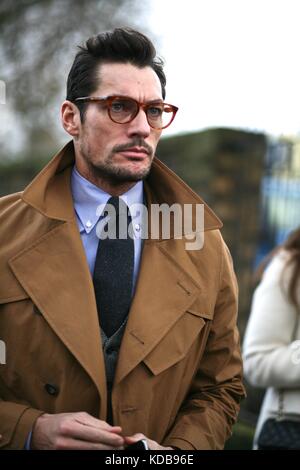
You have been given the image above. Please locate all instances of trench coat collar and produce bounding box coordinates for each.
[22,140,222,233]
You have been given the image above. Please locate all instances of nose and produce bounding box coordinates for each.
[126,108,151,139]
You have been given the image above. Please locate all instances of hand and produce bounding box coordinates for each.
[124,433,174,450]
[31,412,125,450]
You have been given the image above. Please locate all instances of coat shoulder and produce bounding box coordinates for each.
[0,190,51,236]
[0,191,24,217]
[0,191,55,269]
[0,191,29,246]
[193,227,234,273]
[0,191,36,244]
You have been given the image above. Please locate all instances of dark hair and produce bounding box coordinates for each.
[66,28,166,121]
[254,228,300,310]
[283,227,300,309]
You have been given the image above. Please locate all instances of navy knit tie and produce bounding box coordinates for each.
[93,196,134,337]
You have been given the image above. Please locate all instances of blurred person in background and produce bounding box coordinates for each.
[243,228,300,450]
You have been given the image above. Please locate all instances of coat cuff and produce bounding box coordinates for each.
[0,403,44,449]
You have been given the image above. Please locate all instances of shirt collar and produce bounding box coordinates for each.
[71,165,144,234]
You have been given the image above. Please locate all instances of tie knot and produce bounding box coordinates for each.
[100,196,133,239]
[106,196,129,216]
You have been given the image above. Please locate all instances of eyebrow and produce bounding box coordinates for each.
[109,94,164,104]
[146,98,164,104]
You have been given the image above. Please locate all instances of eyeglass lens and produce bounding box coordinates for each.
[108,98,173,129]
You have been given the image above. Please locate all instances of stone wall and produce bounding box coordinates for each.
[157,128,267,335]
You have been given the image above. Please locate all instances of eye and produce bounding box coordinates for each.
[147,106,163,118]
[110,98,135,115]
[111,100,126,113]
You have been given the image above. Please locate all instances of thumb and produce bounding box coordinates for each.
[124,433,145,444]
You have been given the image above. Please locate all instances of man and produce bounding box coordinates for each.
[0,28,245,450]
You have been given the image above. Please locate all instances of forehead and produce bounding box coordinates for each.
[95,62,163,100]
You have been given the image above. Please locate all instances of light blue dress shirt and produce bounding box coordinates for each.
[71,165,144,292]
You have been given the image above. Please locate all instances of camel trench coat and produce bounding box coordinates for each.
[0,141,245,449]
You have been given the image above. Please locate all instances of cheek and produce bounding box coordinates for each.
[150,131,162,148]
[85,126,109,149]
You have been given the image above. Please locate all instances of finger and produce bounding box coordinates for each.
[124,432,147,442]
[61,421,125,446]
[124,433,146,443]
[73,412,116,428]
[124,434,158,449]
[74,414,122,433]
[110,427,124,434]
[54,436,124,450]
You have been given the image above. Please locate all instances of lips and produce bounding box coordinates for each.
[119,146,150,158]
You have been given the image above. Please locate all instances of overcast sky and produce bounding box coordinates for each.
[1,0,300,154]
[146,0,300,138]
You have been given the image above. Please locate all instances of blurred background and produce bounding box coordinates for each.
[1,0,300,449]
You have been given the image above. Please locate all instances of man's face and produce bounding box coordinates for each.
[75,62,163,185]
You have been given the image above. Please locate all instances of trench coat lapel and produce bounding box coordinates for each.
[114,161,222,384]
[8,146,107,416]
[114,237,204,384]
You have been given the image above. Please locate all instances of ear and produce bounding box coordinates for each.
[61,100,81,137]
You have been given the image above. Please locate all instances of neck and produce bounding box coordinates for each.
[75,163,138,196]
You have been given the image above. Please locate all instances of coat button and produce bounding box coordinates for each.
[44,383,59,396]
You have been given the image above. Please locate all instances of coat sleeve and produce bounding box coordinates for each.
[0,400,44,449]
[162,239,246,450]
[243,252,300,389]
